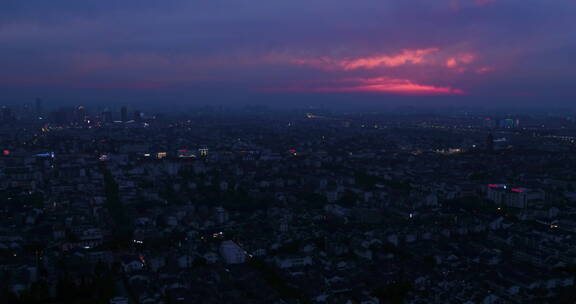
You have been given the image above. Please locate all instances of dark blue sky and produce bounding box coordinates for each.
[0,0,574,108]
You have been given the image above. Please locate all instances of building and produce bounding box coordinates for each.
[215,207,229,224]
[177,149,195,158]
[499,118,515,129]
[133,110,142,122]
[219,240,246,264]
[121,106,128,122]
[486,184,528,209]
[75,106,86,124]
[486,133,494,152]
[109,297,129,304]
[49,108,74,125]
[1,106,14,123]
[102,109,113,123]
[483,117,496,129]
[199,146,209,157]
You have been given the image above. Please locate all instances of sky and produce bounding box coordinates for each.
[0,0,575,109]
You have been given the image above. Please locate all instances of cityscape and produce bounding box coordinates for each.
[1,0,576,303]
[1,103,576,303]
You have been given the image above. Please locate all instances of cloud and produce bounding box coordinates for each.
[288,48,439,71]
[264,48,480,95]
[313,77,464,95]
[445,53,476,69]
[287,48,481,72]
[262,76,464,96]
[0,46,483,97]
[338,48,439,70]
[0,0,575,105]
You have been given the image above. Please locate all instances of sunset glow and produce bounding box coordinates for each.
[265,77,464,96]
[291,48,439,71]
[0,0,573,105]
[339,48,439,70]
[315,78,464,95]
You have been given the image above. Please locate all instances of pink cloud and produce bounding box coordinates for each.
[289,49,480,73]
[290,48,439,71]
[264,77,464,96]
[266,47,491,95]
[0,46,488,96]
[338,48,439,70]
[445,53,476,69]
[317,77,464,95]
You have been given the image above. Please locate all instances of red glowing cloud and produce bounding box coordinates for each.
[338,48,439,70]
[291,48,439,71]
[273,47,485,95]
[265,77,463,96]
[289,48,479,74]
[316,77,463,95]
[0,46,485,97]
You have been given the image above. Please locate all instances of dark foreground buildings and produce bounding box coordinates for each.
[1,108,576,303]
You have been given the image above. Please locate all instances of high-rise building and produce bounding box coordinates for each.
[121,106,128,122]
[486,133,494,152]
[486,184,529,209]
[483,117,495,129]
[21,103,31,119]
[133,110,142,122]
[499,118,515,129]
[75,106,86,124]
[102,108,113,123]
[1,106,14,123]
[49,108,73,125]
